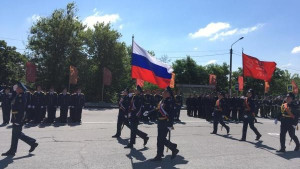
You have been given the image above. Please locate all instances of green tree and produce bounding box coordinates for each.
[0,40,27,85]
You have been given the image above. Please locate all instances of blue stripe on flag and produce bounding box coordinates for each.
[132,53,172,79]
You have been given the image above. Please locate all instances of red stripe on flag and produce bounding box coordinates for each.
[131,66,171,88]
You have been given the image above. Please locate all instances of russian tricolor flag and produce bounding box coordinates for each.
[131,42,173,88]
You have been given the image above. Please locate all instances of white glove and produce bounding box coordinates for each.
[128,113,131,118]
[28,105,31,108]
[274,119,278,125]
[129,93,133,97]
[143,111,149,116]
[32,106,35,108]
[212,112,214,116]
[13,85,17,91]
[244,115,248,118]
[222,115,225,118]
[125,115,128,118]
[293,125,296,129]
[168,127,173,131]
[41,106,44,108]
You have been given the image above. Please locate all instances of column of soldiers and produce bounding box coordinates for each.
[0,85,85,126]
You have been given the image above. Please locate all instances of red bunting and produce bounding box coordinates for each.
[242,53,276,82]
[209,74,217,86]
[238,76,244,91]
[103,67,112,86]
[292,80,298,94]
[136,79,144,87]
[69,65,78,85]
[26,62,37,83]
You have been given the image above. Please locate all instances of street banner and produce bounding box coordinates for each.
[26,62,36,83]
[103,67,112,86]
[69,65,78,85]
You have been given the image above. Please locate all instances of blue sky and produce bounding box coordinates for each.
[1,0,300,74]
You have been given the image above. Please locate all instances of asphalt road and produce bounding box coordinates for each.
[0,109,299,169]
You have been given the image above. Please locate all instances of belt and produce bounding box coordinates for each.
[158,117,168,120]
[282,114,294,118]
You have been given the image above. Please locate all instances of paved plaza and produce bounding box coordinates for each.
[0,109,299,169]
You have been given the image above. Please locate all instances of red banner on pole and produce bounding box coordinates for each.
[238,76,244,91]
[169,73,175,88]
[292,80,299,94]
[242,53,276,82]
[69,65,78,85]
[265,81,270,93]
[26,62,36,83]
[136,79,144,87]
[209,74,217,85]
[103,67,112,86]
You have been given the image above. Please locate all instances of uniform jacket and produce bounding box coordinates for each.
[11,92,26,124]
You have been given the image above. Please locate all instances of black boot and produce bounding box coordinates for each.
[276,149,286,153]
[226,126,230,134]
[29,143,38,152]
[255,134,262,141]
[171,149,179,159]
[112,134,120,138]
[151,156,162,161]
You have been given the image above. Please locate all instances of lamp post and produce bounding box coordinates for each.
[229,37,244,97]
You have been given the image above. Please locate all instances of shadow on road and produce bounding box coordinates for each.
[132,155,188,169]
[117,137,129,146]
[0,154,34,169]
[276,150,300,160]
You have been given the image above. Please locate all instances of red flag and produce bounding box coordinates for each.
[169,73,175,88]
[265,81,270,93]
[103,67,112,86]
[292,80,298,94]
[26,62,37,83]
[69,65,78,84]
[136,79,144,87]
[243,53,276,82]
[209,74,217,85]
[238,76,244,91]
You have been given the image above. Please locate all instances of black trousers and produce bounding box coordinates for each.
[115,112,130,136]
[213,113,229,133]
[8,125,36,153]
[129,119,147,145]
[280,118,300,149]
[2,106,11,123]
[231,108,238,121]
[74,107,83,122]
[34,106,43,123]
[175,105,181,120]
[25,108,35,122]
[59,107,68,123]
[47,106,56,123]
[187,107,191,116]
[156,120,177,156]
[242,116,261,139]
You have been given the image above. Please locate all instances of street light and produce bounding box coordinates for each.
[229,37,244,97]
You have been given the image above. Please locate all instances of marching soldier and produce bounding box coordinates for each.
[211,92,230,134]
[276,92,299,152]
[240,89,262,141]
[71,87,85,123]
[32,85,45,123]
[58,88,70,123]
[124,85,149,149]
[45,86,58,123]
[153,89,163,121]
[1,86,12,125]
[174,91,183,121]
[1,82,38,156]
[143,89,154,122]
[145,87,179,161]
[112,88,130,138]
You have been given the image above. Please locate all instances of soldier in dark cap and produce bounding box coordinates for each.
[211,92,230,134]
[145,86,179,161]
[58,87,70,123]
[276,92,299,152]
[112,88,130,138]
[124,85,149,149]
[240,89,262,141]
[0,86,12,125]
[174,90,183,121]
[32,85,45,123]
[1,82,38,156]
[71,87,85,123]
[45,86,58,123]
[24,88,34,123]
[186,94,192,116]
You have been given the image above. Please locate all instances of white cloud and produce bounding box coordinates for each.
[280,63,292,68]
[189,23,263,41]
[291,46,300,54]
[193,47,198,51]
[206,60,217,65]
[119,24,124,30]
[189,22,230,38]
[27,14,41,23]
[83,9,120,29]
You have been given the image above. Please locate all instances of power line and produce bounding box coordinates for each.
[0,36,28,42]
[154,49,229,53]
[167,52,229,58]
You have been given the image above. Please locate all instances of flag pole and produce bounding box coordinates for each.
[132,35,134,85]
[102,67,104,102]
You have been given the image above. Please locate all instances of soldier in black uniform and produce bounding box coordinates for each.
[186,95,192,116]
[124,85,149,149]
[1,82,38,156]
[112,88,130,138]
[32,85,45,123]
[174,91,183,121]
[24,89,34,123]
[240,89,262,141]
[211,92,230,134]
[231,94,238,122]
[72,87,85,123]
[192,94,198,117]
[276,93,299,152]
[153,89,163,121]
[146,87,179,161]
[45,86,58,123]
[143,89,154,122]
[1,86,12,125]
[58,88,70,123]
